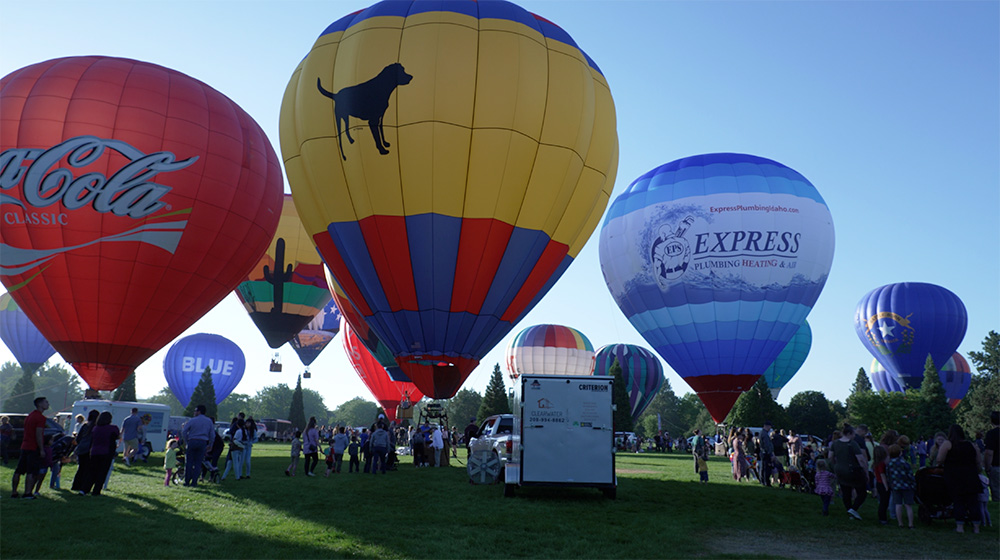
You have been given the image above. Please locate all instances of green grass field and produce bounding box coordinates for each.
[1,443,996,559]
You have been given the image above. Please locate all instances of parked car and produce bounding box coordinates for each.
[468,414,515,472]
[0,413,66,459]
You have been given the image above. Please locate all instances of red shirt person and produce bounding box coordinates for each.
[11,396,49,499]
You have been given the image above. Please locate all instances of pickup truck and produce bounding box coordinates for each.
[468,414,515,472]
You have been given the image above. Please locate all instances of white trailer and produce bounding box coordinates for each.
[71,400,171,456]
[504,374,617,498]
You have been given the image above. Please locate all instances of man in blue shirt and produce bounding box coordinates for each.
[181,405,215,487]
[121,408,141,466]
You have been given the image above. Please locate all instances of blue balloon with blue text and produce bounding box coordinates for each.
[854,282,967,391]
[163,333,246,406]
[599,153,835,422]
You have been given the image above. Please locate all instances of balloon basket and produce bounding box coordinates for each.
[396,406,413,420]
[303,369,311,379]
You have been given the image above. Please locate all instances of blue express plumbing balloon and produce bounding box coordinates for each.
[854,282,966,391]
[163,333,246,406]
[599,153,835,422]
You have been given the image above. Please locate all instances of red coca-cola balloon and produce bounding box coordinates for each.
[0,56,282,390]
[342,318,423,422]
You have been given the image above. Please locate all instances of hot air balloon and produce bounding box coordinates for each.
[869,358,904,393]
[326,269,409,382]
[0,293,56,376]
[854,282,967,391]
[599,153,836,423]
[761,320,812,400]
[236,194,331,349]
[0,56,282,391]
[290,298,341,366]
[593,343,664,421]
[279,0,618,399]
[506,324,595,378]
[163,333,246,406]
[939,352,971,409]
[343,319,424,422]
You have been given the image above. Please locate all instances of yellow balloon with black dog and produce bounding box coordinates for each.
[279,0,618,399]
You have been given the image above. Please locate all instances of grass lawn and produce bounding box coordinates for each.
[1,444,996,559]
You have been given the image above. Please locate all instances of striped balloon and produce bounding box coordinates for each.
[506,324,595,378]
[594,344,664,421]
[600,154,835,422]
[0,293,56,376]
[870,358,904,393]
[939,353,971,409]
[762,320,812,400]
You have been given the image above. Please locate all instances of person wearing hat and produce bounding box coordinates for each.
[464,418,478,459]
[758,421,775,487]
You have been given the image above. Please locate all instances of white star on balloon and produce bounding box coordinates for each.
[878,322,896,337]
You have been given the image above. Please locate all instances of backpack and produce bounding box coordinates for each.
[51,434,76,462]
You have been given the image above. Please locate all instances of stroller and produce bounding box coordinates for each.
[170,447,186,485]
[780,468,813,494]
[915,467,953,524]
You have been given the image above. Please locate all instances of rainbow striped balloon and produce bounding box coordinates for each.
[594,344,664,421]
[506,324,595,378]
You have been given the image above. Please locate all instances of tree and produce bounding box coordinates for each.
[5,369,35,412]
[786,390,837,437]
[676,392,707,435]
[958,331,1000,436]
[725,378,788,429]
[852,367,872,394]
[1,362,84,413]
[183,367,217,419]
[477,363,510,422]
[254,384,292,419]
[610,359,634,432]
[329,397,380,428]
[918,354,953,437]
[146,387,186,416]
[216,393,253,423]
[301,387,329,425]
[447,388,482,428]
[636,378,680,437]
[112,373,136,402]
[288,376,306,431]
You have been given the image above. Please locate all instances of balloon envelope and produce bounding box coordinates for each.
[939,352,971,409]
[0,56,282,391]
[163,333,246,406]
[854,282,967,391]
[761,320,812,399]
[594,343,664,421]
[599,153,836,423]
[506,324,595,377]
[0,293,56,376]
[290,298,342,366]
[280,0,619,398]
[342,319,423,422]
[869,358,904,393]
[236,194,331,348]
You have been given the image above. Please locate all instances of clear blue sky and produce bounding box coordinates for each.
[1,1,997,413]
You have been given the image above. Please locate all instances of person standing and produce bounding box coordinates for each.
[71,410,100,493]
[286,430,302,477]
[180,404,214,487]
[828,424,869,520]
[243,416,257,479]
[464,418,478,459]
[985,411,999,502]
[430,425,445,467]
[85,411,120,496]
[758,422,775,487]
[11,397,48,499]
[120,408,141,466]
[936,424,983,533]
[302,417,320,476]
[71,414,85,437]
[332,426,349,474]
[370,423,390,474]
[0,415,13,465]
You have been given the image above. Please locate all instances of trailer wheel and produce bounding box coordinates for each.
[504,484,516,498]
[601,486,617,500]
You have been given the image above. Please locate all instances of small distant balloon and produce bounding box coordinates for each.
[0,293,56,376]
[869,358,904,393]
[939,352,971,409]
[594,344,664,421]
[163,333,246,406]
[506,324,595,378]
[290,298,342,366]
[761,320,812,400]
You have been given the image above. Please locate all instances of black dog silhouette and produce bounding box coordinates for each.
[317,63,413,160]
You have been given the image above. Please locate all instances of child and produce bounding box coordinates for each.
[697,455,709,483]
[348,436,360,473]
[164,439,179,487]
[978,473,992,527]
[285,431,302,477]
[887,442,915,528]
[48,433,73,490]
[324,441,336,477]
[814,458,835,516]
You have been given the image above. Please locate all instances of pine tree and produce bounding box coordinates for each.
[288,375,306,431]
[610,358,634,432]
[5,369,35,412]
[958,331,1000,435]
[852,367,872,394]
[112,373,137,402]
[726,377,788,428]
[183,367,217,419]
[918,354,953,436]
[477,363,510,422]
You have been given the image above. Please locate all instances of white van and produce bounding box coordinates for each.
[71,400,171,456]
